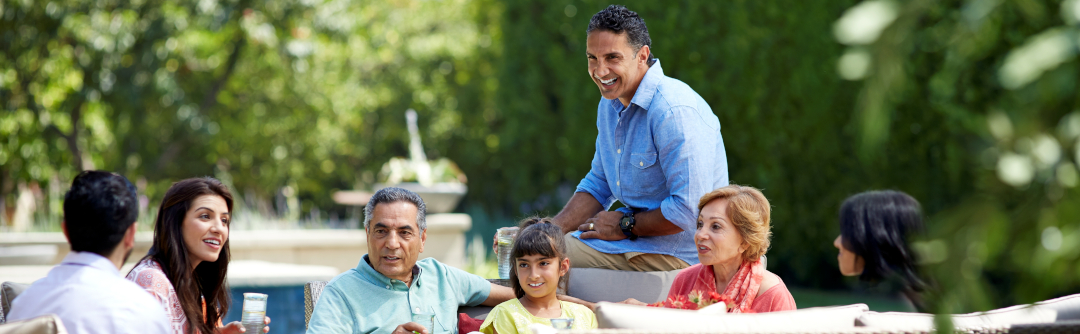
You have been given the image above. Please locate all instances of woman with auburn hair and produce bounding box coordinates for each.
[126,177,270,334]
[628,185,796,312]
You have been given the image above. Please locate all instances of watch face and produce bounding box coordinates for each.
[620,216,633,229]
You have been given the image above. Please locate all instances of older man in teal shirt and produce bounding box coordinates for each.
[307,187,515,334]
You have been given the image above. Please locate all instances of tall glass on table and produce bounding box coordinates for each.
[496,227,519,279]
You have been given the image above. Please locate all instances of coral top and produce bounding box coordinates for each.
[126,258,197,334]
[667,263,797,313]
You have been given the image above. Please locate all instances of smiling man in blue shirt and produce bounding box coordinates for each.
[553,5,729,272]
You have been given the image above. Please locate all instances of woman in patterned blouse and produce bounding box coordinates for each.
[127,177,270,334]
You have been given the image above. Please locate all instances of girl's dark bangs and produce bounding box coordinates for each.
[511,228,559,259]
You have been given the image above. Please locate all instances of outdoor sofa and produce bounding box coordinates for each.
[302,268,1080,334]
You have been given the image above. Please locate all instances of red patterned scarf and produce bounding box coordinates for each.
[689,258,764,313]
[717,258,764,313]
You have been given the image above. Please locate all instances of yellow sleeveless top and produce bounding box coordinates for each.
[479,298,597,334]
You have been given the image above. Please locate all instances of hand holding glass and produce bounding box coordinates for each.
[242,293,268,333]
[496,227,519,279]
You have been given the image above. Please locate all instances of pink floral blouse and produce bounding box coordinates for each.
[126,258,192,334]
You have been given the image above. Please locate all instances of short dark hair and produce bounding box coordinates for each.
[364,187,427,230]
[509,217,570,298]
[587,5,655,65]
[63,170,139,256]
[839,190,926,291]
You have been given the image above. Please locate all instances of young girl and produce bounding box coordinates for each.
[480,217,597,334]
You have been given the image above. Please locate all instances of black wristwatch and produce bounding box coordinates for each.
[620,211,638,241]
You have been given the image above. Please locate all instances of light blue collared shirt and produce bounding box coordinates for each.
[573,60,729,265]
[306,255,491,334]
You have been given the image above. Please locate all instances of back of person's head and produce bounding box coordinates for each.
[839,190,925,290]
[509,217,570,298]
[144,177,233,334]
[587,5,655,65]
[63,170,139,257]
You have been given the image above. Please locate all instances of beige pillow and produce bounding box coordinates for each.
[595,302,869,332]
[1,282,30,322]
[0,314,67,334]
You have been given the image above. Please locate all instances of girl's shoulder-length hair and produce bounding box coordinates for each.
[509,216,570,298]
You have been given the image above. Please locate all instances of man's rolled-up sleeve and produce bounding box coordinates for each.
[655,106,724,231]
[306,286,356,334]
[576,138,616,208]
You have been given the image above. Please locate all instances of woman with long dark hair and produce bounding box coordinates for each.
[834,190,928,311]
[127,177,269,334]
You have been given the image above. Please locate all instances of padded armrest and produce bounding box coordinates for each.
[0,314,67,334]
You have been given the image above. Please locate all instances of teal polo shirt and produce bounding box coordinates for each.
[307,255,491,334]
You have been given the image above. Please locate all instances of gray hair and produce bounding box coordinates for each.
[363,187,427,231]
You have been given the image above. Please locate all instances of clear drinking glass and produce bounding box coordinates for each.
[495,227,519,279]
[411,312,435,333]
[241,293,268,334]
[550,318,574,330]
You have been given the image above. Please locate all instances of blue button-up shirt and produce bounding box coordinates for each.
[573,60,728,265]
[307,255,491,334]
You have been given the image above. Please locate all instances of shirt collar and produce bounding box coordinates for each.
[358,254,423,289]
[629,59,663,110]
[60,251,121,277]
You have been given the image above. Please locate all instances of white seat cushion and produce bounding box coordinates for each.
[595,302,869,332]
[856,293,1080,332]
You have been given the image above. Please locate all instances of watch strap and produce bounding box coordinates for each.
[621,211,638,240]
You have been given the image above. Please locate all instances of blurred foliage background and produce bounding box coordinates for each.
[3,0,1080,313]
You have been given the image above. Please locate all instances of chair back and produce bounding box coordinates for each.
[304,281,329,329]
[1,282,30,324]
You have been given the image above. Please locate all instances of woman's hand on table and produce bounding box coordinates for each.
[220,316,271,334]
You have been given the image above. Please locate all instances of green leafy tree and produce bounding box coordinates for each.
[840,0,1080,311]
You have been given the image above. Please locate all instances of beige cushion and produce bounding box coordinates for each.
[856,294,1080,332]
[567,268,683,304]
[1,282,30,322]
[595,302,869,332]
[0,314,67,334]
